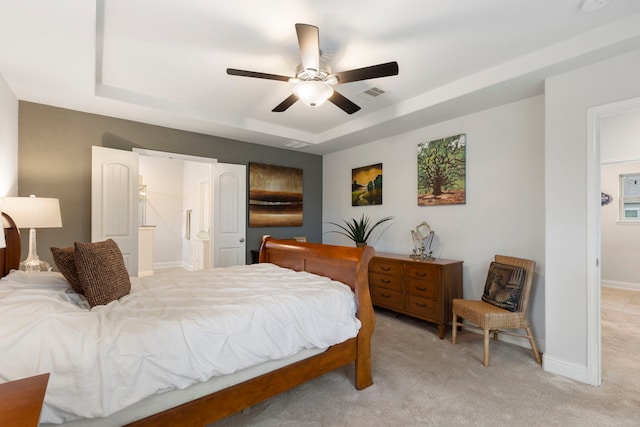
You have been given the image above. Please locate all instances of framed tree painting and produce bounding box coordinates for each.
[249,162,303,227]
[417,134,466,206]
[352,163,383,206]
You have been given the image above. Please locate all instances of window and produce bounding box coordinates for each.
[620,173,640,221]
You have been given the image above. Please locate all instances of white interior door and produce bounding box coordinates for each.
[213,163,246,267]
[91,146,139,276]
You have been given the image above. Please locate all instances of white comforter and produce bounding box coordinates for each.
[0,264,361,424]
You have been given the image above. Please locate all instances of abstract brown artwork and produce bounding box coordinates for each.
[249,163,303,227]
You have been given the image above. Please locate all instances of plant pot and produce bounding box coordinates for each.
[356,242,367,247]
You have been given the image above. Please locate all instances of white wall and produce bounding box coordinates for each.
[601,110,640,163]
[601,160,640,289]
[323,95,546,348]
[545,49,640,383]
[0,72,18,197]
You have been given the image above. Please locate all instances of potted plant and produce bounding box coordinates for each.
[328,214,393,247]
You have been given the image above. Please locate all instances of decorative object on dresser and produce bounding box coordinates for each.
[369,252,463,339]
[327,214,393,247]
[410,221,435,260]
[451,254,542,367]
[2,195,62,272]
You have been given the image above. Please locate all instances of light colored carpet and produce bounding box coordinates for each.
[212,288,640,426]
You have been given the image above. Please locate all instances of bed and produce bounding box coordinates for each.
[0,213,375,426]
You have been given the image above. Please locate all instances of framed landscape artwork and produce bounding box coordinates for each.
[352,163,383,206]
[417,134,466,206]
[249,163,303,227]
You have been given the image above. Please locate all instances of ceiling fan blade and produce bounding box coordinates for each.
[328,91,361,115]
[295,23,320,76]
[227,68,291,82]
[334,61,399,84]
[272,94,299,112]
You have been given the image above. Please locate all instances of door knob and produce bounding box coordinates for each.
[239,237,245,243]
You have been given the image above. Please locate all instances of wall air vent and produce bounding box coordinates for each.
[357,87,386,101]
[283,141,310,149]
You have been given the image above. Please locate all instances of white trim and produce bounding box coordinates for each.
[602,280,640,292]
[543,354,591,384]
[133,148,218,164]
[586,106,602,386]
[601,156,640,165]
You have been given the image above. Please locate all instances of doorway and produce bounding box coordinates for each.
[91,146,247,276]
[586,96,640,386]
[138,154,212,272]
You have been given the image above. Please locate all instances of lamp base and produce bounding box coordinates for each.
[20,227,52,273]
[20,259,52,273]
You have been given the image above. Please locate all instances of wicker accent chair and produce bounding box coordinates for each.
[451,255,542,367]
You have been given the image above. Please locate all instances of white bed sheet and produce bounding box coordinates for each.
[0,264,361,424]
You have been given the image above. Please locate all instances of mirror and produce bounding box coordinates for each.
[411,221,435,260]
[414,222,431,241]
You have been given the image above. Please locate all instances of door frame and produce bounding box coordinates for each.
[586,95,640,386]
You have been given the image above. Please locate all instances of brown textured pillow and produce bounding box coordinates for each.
[74,239,131,307]
[50,246,84,294]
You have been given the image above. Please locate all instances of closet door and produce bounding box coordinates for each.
[213,163,246,267]
[91,146,139,275]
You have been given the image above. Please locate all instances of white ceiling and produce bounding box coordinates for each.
[2,0,640,155]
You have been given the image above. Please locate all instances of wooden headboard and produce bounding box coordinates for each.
[1,213,21,278]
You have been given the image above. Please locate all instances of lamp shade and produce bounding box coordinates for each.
[2,196,62,229]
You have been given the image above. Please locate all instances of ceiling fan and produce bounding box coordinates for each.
[226,23,399,114]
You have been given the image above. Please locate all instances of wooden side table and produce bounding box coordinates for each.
[369,253,463,339]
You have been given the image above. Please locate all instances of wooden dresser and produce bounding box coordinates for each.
[369,253,463,339]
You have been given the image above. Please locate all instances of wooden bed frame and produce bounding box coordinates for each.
[0,221,376,426]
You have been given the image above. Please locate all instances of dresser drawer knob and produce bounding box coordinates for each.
[415,302,427,308]
[380,266,391,271]
[415,272,426,277]
[381,293,391,298]
[381,278,391,284]
[415,286,427,291]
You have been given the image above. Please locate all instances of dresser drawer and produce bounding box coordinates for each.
[371,287,404,311]
[370,259,403,276]
[405,263,439,281]
[370,272,403,291]
[405,278,439,300]
[405,295,441,319]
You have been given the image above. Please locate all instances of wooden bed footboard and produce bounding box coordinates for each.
[127,236,376,426]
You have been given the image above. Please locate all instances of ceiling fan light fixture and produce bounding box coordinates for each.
[292,80,334,107]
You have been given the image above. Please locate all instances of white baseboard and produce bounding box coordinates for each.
[601,280,640,291]
[543,354,597,385]
[153,261,183,270]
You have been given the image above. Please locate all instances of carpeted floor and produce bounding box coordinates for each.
[211,287,640,426]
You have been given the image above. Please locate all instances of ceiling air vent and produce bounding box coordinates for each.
[283,141,310,149]
[357,87,386,101]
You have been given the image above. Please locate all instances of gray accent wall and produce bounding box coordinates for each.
[17,101,323,266]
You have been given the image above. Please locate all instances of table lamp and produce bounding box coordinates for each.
[0,198,6,249]
[2,195,62,272]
